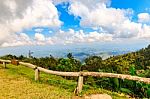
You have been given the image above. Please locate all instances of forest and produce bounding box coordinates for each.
[1,45,150,98]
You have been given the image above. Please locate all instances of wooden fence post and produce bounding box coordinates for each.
[77,73,83,94]
[3,62,6,68]
[35,68,40,81]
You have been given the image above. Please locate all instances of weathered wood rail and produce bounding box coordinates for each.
[1,59,150,94]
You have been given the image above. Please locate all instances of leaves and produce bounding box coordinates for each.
[120,88,132,94]
[129,65,136,76]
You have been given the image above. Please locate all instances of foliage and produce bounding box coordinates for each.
[129,65,136,76]
[56,56,81,72]
[83,56,102,71]
[120,88,132,94]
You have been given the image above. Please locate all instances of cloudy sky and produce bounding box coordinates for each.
[0,0,150,48]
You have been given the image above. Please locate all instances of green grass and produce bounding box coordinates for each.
[0,64,128,99]
[0,64,74,99]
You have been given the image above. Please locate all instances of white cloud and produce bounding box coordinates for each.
[1,33,33,47]
[4,0,17,14]
[49,30,53,34]
[0,0,62,47]
[67,0,150,39]
[138,24,150,38]
[68,0,132,26]
[53,0,111,7]
[54,0,150,40]
[113,20,142,38]
[2,26,150,47]
[4,29,112,46]
[68,0,135,38]
[34,28,44,33]
[11,0,62,32]
[138,13,150,23]
[1,0,150,47]
[35,33,45,41]
[50,29,113,44]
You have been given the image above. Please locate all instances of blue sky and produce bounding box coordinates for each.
[56,2,81,30]
[0,0,150,48]
[111,0,150,21]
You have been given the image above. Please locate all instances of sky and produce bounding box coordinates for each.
[0,0,150,48]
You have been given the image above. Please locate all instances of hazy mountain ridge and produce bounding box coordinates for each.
[0,45,133,61]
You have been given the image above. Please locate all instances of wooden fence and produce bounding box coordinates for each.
[1,59,150,94]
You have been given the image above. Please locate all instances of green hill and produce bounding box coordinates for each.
[0,64,127,99]
[1,45,150,98]
[102,44,150,75]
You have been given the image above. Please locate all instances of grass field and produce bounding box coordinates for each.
[0,64,128,99]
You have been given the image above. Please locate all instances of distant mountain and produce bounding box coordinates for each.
[0,44,136,61]
[71,50,131,61]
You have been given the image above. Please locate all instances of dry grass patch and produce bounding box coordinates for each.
[0,66,72,99]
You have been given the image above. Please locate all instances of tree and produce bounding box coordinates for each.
[83,56,102,71]
[56,57,81,72]
[18,55,25,60]
[48,55,58,70]
[67,53,74,59]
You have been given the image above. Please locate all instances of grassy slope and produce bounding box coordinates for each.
[0,64,128,99]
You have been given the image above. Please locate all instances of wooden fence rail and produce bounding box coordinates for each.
[0,59,11,68]
[19,62,36,69]
[37,67,80,77]
[1,59,150,94]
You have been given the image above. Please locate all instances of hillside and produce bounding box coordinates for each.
[1,45,150,98]
[0,64,128,99]
[102,44,150,74]
[0,65,73,99]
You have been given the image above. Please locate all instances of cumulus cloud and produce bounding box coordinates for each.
[68,0,126,27]
[1,33,33,47]
[53,0,111,7]
[68,0,137,38]
[138,24,150,38]
[64,0,150,39]
[34,33,46,45]
[35,33,45,41]
[2,26,150,47]
[48,29,113,45]
[0,0,61,47]
[138,13,150,23]
[7,29,113,46]
[1,0,150,47]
